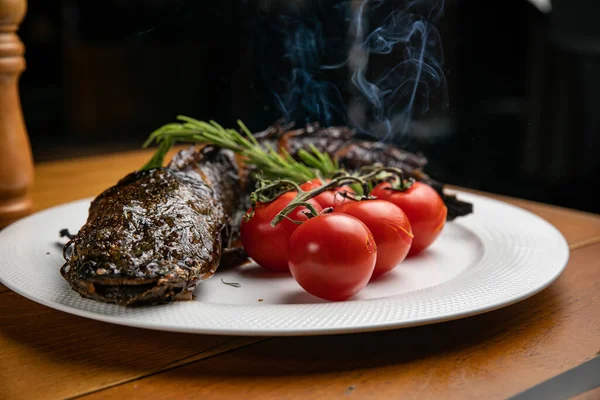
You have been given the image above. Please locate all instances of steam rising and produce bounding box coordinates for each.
[272,14,346,126]
[349,0,446,141]
[266,0,447,142]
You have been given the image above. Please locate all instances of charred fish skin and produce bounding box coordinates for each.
[61,147,240,306]
[168,146,244,248]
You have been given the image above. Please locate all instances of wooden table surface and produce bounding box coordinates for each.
[1,148,599,400]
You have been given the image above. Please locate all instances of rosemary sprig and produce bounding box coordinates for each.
[296,144,339,177]
[141,115,337,183]
[141,137,175,171]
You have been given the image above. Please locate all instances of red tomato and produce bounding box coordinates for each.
[240,192,322,272]
[371,181,447,256]
[299,178,355,209]
[288,213,377,301]
[335,200,413,277]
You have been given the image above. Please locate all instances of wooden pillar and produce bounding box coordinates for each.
[0,0,33,228]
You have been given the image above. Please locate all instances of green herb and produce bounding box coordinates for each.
[141,137,175,171]
[296,144,339,177]
[141,116,338,183]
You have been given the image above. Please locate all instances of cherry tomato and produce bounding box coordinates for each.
[335,199,413,277]
[288,213,377,301]
[299,178,355,209]
[371,181,447,256]
[240,192,322,272]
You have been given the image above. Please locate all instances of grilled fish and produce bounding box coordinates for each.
[60,146,241,306]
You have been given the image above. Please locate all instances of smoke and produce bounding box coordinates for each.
[348,0,447,142]
[263,0,447,142]
[271,13,347,126]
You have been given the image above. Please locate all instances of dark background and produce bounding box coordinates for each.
[18,0,600,213]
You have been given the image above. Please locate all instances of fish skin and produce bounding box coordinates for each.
[61,147,241,306]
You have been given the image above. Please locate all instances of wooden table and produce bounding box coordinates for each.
[1,148,599,400]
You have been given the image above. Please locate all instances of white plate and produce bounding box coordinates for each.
[0,191,569,336]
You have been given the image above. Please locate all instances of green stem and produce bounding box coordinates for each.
[140,137,174,170]
[268,174,369,227]
[254,166,411,227]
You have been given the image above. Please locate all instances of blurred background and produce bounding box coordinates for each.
[18,0,599,213]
